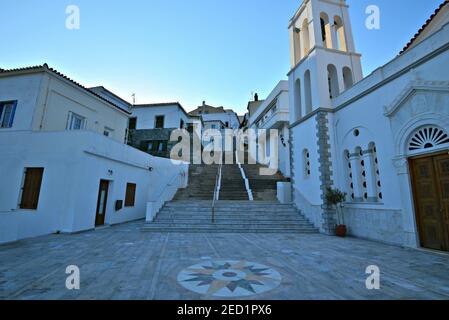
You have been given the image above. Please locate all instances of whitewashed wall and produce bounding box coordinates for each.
[0,131,188,244]
[202,112,239,129]
[132,105,190,130]
[0,71,130,143]
[0,73,43,131]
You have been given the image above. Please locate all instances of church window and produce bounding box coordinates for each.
[320,13,332,49]
[356,147,368,201]
[294,78,302,121]
[304,70,313,114]
[327,64,339,99]
[369,143,383,201]
[302,19,311,56]
[343,67,354,90]
[408,126,449,152]
[334,16,347,52]
[344,150,354,200]
[303,149,311,178]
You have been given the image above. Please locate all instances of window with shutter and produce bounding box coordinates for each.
[125,183,136,207]
[0,101,17,128]
[20,168,44,210]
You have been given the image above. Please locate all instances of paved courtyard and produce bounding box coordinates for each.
[1,220,449,300]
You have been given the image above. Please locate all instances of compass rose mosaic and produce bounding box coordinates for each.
[177,260,282,298]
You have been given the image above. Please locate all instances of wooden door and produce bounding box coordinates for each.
[95,180,109,226]
[20,168,44,210]
[434,154,449,250]
[410,153,449,251]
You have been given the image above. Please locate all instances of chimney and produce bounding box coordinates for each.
[202,101,206,106]
[254,93,259,101]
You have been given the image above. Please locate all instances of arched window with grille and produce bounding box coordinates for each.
[408,126,449,154]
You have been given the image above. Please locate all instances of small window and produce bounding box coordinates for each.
[125,183,136,207]
[104,127,113,137]
[303,149,311,178]
[146,141,154,152]
[144,140,167,154]
[67,112,86,130]
[180,119,185,129]
[128,117,137,130]
[0,101,17,128]
[20,168,44,210]
[225,122,229,128]
[211,124,217,129]
[155,116,164,129]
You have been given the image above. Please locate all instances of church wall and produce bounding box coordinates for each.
[330,45,449,247]
[290,115,324,229]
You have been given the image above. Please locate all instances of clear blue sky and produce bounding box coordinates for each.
[0,0,444,114]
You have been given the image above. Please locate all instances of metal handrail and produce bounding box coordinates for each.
[150,171,184,202]
[211,164,222,223]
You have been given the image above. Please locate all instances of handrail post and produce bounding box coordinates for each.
[211,163,222,224]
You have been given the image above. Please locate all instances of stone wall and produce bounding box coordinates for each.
[342,206,404,246]
[128,128,177,158]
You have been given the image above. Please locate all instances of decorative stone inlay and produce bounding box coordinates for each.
[315,111,336,235]
[177,260,282,298]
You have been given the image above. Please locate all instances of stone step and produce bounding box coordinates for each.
[164,204,296,209]
[161,208,300,213]
[155,219,313,225]
[142,226,318,234]
[158,210,306,216]
[158,215,304,220]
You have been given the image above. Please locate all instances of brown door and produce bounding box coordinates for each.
[410,152,449,251]
[95,180,109,226]
[434,154,449,250]
[20,168,44,210]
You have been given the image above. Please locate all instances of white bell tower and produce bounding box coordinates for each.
[288,0,363,122]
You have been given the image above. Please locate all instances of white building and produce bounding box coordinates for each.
[287,0,449,251]
[128,102,203,158]
[131,102,192,131]
[189,101,240,130]
[247,81,291,177]
[203,119,225,131]
[0,65,188,244]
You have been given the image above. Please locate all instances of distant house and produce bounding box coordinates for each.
[247,81,290,177]
[247,95,264,120]
[189,101,240,130]
[128,103,201,158]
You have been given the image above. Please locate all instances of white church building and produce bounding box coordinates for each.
[287,0,449,251]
